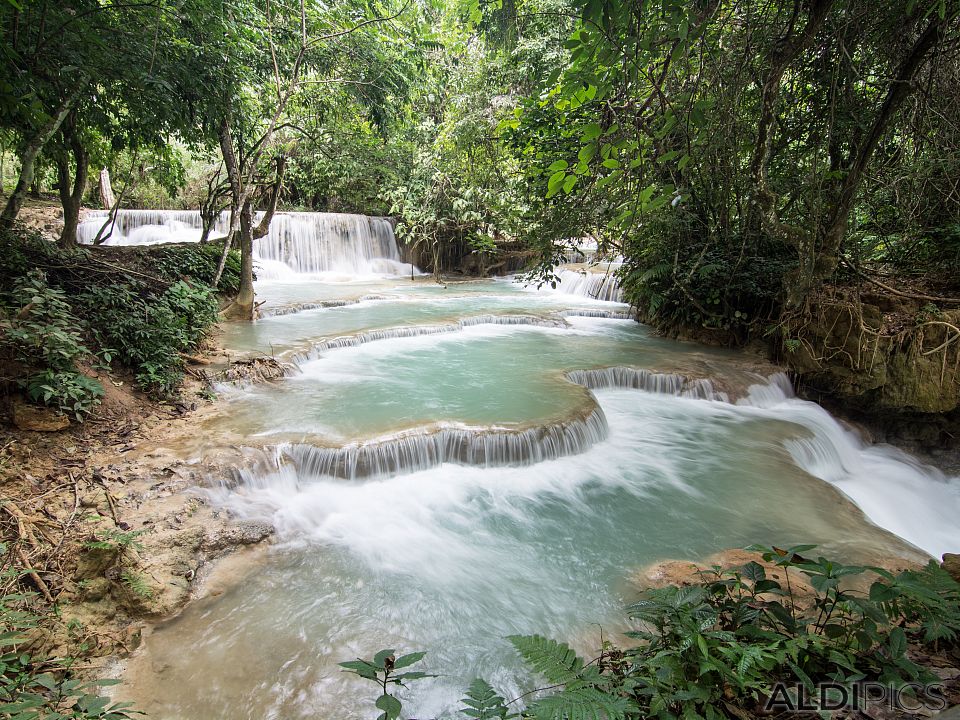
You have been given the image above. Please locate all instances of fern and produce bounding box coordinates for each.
[507,635,587,685]
[527,686,634,720]
[120,570,153,599]
[640,262,671,283]
[460,678,514,719]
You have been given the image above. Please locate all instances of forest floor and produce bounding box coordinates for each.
[2,199,276,671]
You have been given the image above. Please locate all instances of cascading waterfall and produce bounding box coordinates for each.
[254,213,410,277]
[257,295,392,319]
[285,315,570,366]
[566,367,729,402]
[269,409,609,481]
[561,309,634,320]
[733,373,960,559]
[77,209,417,278]
[77,209,206,245]
[124,278,960,720]
[222,367,745,481]
[551,268,624,302]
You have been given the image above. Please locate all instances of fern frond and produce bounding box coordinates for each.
[121,570,153,599]
[508,635,586,685]
[528,686,633,720]
[640,263,672,283]
[461,678,513,719]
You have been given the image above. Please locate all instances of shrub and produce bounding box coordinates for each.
[149,242,242,296]
[0,226,227,407]
[79,280,218,395]
[0,548,139,719]
[1,271,104,419]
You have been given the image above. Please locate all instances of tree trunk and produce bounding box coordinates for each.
[56,115,89,248]
[746,0,834,238]
[251,156,285,241]
[98,167,115,209]
[784,14,948,305]
[222,200,256,320]
[212,116,243,289]
[219,156,285,318]
[1,81,88,229]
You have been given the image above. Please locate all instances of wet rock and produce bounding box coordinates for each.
[75,546,121,579]
[81,578,112,602]
[217,356,288,384]
[12,401,69,432]
[203,522,274,552]
[943,553,960,583]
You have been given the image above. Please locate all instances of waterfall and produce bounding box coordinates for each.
[221,367,744,481]
[548,268,624,302]
[734,373,960,559]
[565,367,729,402]
[76,209,417,278]
[286,315,570,366]
[271,408,610,481]
[77,209,205,245]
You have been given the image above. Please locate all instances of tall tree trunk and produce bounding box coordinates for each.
[98,167,115,209]
[1,81,87,229]
[212,116,243,289]
[818,17,947,268]
[222,200,256,320]
[56,115,88,248]
[746,0,834,238]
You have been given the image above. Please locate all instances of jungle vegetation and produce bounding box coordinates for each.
[1,0,954,322]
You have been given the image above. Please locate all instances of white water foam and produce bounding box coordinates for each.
[735,373,959,559]
[546,267,624,302]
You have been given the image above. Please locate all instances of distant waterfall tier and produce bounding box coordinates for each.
[282,315,571,367]
[76,209,418,278]
[550,268,624,302]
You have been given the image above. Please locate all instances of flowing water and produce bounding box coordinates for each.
[110,211,959,719]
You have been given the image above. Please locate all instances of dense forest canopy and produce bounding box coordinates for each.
[1,0,958,326]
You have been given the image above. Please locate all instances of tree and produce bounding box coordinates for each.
[503,0,960,333]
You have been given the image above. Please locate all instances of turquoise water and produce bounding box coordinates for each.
[214,317,740,441]
[123,278,957,720]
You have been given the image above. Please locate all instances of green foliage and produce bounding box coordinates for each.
[23,371,104,421]
[79,279,218,395]
[346,547,960,719]
[1,270,104,419]
[149,243,242,296]
[119,571,153,601]
[460,679,514,720]
[339,650,434,720]
[84,529,144,554]
[0,552,140,719]
[0,227,222,401]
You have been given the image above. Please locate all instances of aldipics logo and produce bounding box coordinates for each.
[764,682,948,714]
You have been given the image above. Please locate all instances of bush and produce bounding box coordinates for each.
[79,280,218,395]
[1,271,104,419]
[149,242,242,296]
[0,227,228,405]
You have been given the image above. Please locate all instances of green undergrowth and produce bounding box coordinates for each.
[0,226,240,410]
[1,548,139,719]
[345,545,959,720]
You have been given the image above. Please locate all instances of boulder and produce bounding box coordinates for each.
[942,553,960,584]
[12,401,69,432]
